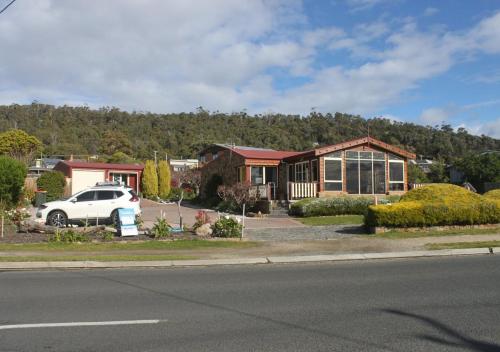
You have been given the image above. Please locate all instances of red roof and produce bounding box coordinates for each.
[56,160,144,171]
[231,148,303,160]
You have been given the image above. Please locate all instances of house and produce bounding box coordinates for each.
[170,159,199,172]
[53,161,144,195]
[28,158,64,176]
[199,137,416,201]
[409,158,433,173]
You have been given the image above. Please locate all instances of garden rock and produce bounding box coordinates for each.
[195,223,213,237]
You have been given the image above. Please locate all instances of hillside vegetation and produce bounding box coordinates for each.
[0,103,498,161]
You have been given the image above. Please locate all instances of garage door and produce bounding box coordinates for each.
[71,170,105,195]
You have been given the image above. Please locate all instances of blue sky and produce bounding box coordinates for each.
[0,0,499,137]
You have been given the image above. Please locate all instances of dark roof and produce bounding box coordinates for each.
[56,161,144,171]
[230,147,303,160]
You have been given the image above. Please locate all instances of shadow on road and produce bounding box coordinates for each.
[382,309,500,352]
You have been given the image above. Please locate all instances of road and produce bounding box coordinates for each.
[1,256,500,351]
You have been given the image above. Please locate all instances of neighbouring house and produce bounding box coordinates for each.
[409,158,433,173]
[199,137,416,201]
[53,161,144,195]
[170,159,199,172]
[28,158,64,176]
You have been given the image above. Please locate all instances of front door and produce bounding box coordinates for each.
[265,167,278,199]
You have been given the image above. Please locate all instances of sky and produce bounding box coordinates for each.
[0,0,499,138]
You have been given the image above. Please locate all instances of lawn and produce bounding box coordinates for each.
[426,241,500,250]
[295,215,364,226]
[377,227,500,239]
[0,254,197,262]
[0,239,259,252]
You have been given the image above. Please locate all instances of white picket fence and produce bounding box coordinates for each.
[288,182,317,200]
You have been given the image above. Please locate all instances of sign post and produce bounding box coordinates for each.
[118,208,138,237]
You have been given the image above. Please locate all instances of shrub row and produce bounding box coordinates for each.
[289,196,375,217]
[366,184,500,228]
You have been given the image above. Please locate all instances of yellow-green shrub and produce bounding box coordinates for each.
[484,189,500,200]
[366,184,500,227]
[401,184,482,203]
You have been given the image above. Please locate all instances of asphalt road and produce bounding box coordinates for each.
[1,256,500,352]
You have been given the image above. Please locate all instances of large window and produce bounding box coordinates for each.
[295,162,309,182]
[251,166,264,185]
[389,154,405,191]
[324,152,342,191]
[345,151,387,194]
[311,159,318,182]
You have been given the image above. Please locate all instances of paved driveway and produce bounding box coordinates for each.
[140,199,304,230]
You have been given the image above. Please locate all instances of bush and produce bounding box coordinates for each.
[142,160,158,198]
[290,196,374,217]
[0,156,27,207]
[401,184,481,203]
[48,230,90,243]
[157,160,171,199]
[366,184,500,228]
[212,216,242,238]
[484,189,500,200]
[36,171,66,202]
[193,210,211,230]
[151,217,171,238]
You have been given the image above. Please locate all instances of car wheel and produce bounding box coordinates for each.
[48,211,67,228]
[111,210,120,228]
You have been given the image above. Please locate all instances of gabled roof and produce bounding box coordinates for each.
[314,136,416,159]
[56,160,144,171]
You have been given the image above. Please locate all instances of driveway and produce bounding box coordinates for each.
[140,199,304,230]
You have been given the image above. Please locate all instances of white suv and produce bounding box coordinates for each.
[36,183,141,227]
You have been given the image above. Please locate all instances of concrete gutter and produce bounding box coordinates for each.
[0,247,497,270]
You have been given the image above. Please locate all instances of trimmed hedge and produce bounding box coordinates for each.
[484,189,500,200]
[366,184,500,227]
[290,196,375,217]
[36,171,66,202]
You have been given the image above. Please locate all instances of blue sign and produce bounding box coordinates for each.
[118,208,138,236]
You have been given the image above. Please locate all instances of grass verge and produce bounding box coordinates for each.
[377,227,500,239]
[0,240,259,252]
[426,241,500,250]
[0,254,197,262]
[295,215,364,226]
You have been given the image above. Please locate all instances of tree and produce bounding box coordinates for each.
[0,129,42,165]
[453,152,500,192]
[407,163,430,184]
[107,151,136,164]
[428,159,449,183]
[142,160,158,198]
[0,156,27,208]
[157,160,171,199]
[174,168,201,195]
[36,171,66,202]
[217,183,257,212]
[99,131,132,156]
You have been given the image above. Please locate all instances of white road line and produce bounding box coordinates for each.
[0,320,163,330]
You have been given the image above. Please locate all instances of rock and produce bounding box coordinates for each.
[195,223,213,237]
[246,212,256,218]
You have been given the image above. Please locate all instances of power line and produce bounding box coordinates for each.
[0,0,16,15]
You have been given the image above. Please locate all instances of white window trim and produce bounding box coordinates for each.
[323,156,343,186]
[388,159,405,184]
[294,161,309,183]
[250,166,265,185]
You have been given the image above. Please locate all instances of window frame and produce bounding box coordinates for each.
[388,158,405,191]
[294,161,310,182]
[323,153,343,191]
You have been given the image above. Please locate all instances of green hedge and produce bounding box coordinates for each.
[366,184,500,227]
[290,196,375,217]
[36,171,66,202]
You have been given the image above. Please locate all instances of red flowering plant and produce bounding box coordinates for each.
[193,210,211,230]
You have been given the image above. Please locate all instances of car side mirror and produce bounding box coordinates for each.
[70,199,77,203]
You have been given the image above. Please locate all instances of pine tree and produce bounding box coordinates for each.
[142,160,158,198]
[157,160,171,199]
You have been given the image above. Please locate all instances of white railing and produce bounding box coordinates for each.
[249,185,268,199]
[288,182,317,200]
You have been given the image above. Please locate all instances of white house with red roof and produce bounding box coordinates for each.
[53,161,144,196]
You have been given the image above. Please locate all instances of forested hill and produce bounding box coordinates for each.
[0,103,498,161]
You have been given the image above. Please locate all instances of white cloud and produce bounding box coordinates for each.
[459,118,500,138]
[419,107,453,125]
[346,0,391,12]
[424,7,439,17]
